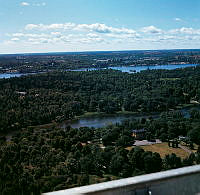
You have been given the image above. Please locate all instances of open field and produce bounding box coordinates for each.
[78,111,139,118]
[140,142,190,159]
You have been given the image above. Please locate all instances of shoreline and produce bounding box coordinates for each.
[0,63,199,79]
[1,103,199,140]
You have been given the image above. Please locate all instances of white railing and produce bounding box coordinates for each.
[44,165,200,195]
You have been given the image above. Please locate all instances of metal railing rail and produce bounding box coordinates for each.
[44,165,200,195]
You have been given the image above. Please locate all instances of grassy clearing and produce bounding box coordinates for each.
[28,122,57,130]
[77,112,118,118]
[79,110,159,119]
[116,111,138,115]
[125,146,134,151]
[79,111,138,118]
[140,143,189,159]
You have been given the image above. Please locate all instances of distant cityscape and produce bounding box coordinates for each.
[1,49,200,74]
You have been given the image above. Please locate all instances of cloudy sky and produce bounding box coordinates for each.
[1,0,200,54]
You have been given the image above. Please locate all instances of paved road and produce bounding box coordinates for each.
[134,139,162,146]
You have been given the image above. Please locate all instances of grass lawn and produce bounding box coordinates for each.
[140,142,189,159]
[80,111,138,118]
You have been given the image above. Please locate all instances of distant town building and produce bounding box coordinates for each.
[132,129,147,140]
[16,91,27,95]
[178,136,186,141]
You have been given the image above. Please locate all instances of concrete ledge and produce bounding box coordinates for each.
[44,165,200,195]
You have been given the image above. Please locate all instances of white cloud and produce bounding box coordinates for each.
[169,27,200,35]
[76,23,136,34]
[174,18,182,22]
[157,35,176,41]
[33,2,46,6]
[21,2,46,7]
[25,24,38,30]
[87,33,99,38]
[105,33,140,41]
[5,22,200,52]
[12,32,51,38]
[12,33,24,37]
[79,37,105,44]
[11,38,20,41]
[22,23,139,45]
[28,38,49,44]
[25,22,137,35]
[51,32,62,38]
[25,23,76,30]
[21,2,30,6]
[141,26,163,34]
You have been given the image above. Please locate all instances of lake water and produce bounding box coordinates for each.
[61,114,158,129]
[0,73,25,79]
[62,106,200,129]
[109,64,199,73]
[0,64,199,79]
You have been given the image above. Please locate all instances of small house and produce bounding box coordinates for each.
[132,129,146,140]
[178,136,187,141]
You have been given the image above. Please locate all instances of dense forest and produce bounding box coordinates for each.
[1,67,200,133]
[1,67,200,194]
[0,115,200,194]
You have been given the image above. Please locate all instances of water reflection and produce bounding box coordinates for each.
[0,64,198,79]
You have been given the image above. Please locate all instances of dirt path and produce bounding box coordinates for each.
[179,144,192,154]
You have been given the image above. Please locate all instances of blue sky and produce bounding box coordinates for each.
[1,0,200,54]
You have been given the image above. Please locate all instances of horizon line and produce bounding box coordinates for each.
[1,48,200,56]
